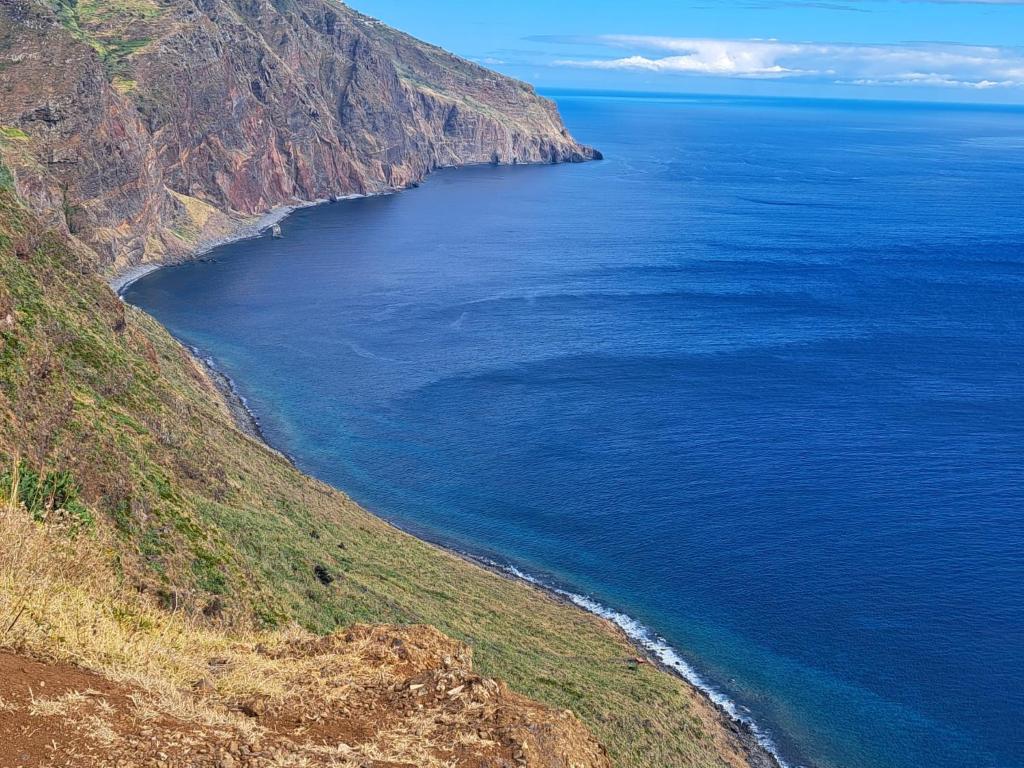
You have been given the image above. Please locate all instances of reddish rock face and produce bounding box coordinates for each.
[0,0,599,273]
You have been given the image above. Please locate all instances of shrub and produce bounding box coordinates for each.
[0,162,13,192]
[1,460,95,531]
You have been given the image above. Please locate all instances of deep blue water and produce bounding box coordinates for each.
[125,92,1024,768]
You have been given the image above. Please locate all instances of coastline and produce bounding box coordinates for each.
[189,346,288,456]
[108,205,305,295]
[190,348,787,768]
[108,194,377,295]
[196,349,787,766]
[112,186,786,768]
[479,558,788,768]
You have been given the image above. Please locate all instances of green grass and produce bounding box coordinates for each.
[0,131,20,192]
[0,127,29,142]
[94,37,151,75]
[0,187,750,768]
[0,460,94,530]
[46,0,156,79]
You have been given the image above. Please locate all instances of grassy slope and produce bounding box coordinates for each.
[0,503,609,768]
[0,188,746,768]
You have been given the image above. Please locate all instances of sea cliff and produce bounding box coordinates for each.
[0,3,773,767]
[0,0,598,274]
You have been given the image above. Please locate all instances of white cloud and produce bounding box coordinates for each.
[554,36,1024,89]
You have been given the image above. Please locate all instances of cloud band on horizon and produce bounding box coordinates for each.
[554,35,1024,89]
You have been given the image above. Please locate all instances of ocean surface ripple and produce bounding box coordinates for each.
[126,92,1024,768]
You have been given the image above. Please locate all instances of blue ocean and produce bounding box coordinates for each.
[125,92,1024,768]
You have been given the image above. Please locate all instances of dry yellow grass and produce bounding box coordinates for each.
[0,187,764,767]
[0,492,609,767]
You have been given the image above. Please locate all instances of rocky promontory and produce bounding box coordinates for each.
[0,0,599,274]
[0,4,780,768]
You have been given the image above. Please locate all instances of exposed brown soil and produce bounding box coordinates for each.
[0,649,292,768]
[0,625,610,768]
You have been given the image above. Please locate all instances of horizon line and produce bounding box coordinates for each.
[534,84,1024,110]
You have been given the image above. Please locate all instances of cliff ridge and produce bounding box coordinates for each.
[0,0,599,274]
[0,4,777,766]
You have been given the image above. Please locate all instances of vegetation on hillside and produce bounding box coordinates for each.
[47,0,157,78]
[0,496,608,767]
[0,186,755,767]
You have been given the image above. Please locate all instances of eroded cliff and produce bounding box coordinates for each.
[0,0,598,273]
[0,182,765,768]
[0,5,777,767]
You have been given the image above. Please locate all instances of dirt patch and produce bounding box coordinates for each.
[0,651,128,767]
[0,651,272,768]
[0,625,610,768]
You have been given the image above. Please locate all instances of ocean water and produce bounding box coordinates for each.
[125,92,1024,768]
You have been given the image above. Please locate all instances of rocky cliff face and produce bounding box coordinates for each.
[0,0,598,274]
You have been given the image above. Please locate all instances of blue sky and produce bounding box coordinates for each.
[350,0,1024,103]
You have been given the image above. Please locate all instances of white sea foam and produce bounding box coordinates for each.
[489,560,792,768]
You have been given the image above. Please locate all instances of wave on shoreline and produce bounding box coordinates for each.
[117,185,791,768]
[482,558,792,768]
[168,339,793,768]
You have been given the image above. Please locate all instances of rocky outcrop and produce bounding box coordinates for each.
[0,0,599,274]
[0,626,612,768]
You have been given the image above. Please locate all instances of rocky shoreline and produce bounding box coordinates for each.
[114,192,785,768]
[461,554,788,768]
[109,202,331,295]
[190,348,267,443]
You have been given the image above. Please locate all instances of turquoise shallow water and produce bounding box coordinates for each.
[126,92,1024,768]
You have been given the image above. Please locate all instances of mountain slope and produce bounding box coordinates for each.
[0,0,598,273]
[0,2,773,766]
[0,185,764,767]
[0,496,610,768]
